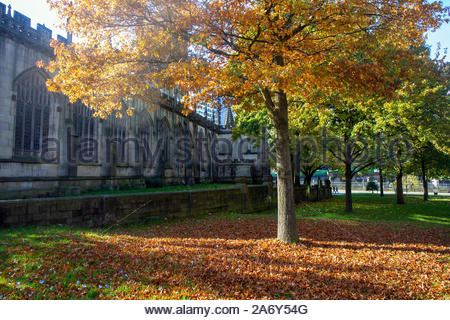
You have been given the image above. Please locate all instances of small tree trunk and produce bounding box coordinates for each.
[421,155,428,201]
[303,175,311,201]
[379,168,384,197]
[304,175,312,188]
[395,148,405,205]
[291,154,301,187]
[294,174,301,187]
[396,168,405,204]
[269,91,299,244]
[293,144,301,187]
[345,162,353,212]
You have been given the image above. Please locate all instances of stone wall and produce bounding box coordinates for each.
[0,185,332,228]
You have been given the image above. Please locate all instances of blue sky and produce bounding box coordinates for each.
[6,0,450,60]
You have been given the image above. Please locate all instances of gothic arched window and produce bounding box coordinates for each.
[174,123,185,176]
[71,101,97,158]
[197,130,206,172]
[138,117,152,163]
[160,119,170,164]
[14,71,51,157]
[108,115,127,163]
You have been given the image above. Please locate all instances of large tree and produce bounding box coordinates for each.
[42,0,448,243]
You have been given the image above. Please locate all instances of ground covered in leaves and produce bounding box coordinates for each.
[0,195,449,299]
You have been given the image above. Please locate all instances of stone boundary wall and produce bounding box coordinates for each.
[0,185,332,228]
[0,176,147,200]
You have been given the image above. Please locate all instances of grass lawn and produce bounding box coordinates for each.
[297,194,450,227]
[0,195,448,300]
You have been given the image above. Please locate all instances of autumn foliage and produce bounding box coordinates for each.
[42,0,448,115]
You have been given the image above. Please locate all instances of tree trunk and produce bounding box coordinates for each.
[379,168,384,197]
[345,162,353,212]
[303,174,312,201]
[304,175,312,188]
[396,168,405,204]
[421,155,428,201]
[293,144,301,187]
[267,91,299,244]
[291,154,301,187]
[395,148,405,205]
[294,173,301,187]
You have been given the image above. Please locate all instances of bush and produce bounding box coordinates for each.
[145,177,164,188]
[366,180,379,194]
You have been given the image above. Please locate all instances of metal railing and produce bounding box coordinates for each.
[330,182,450,193]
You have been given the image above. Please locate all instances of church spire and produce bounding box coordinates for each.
[224,108,234,128]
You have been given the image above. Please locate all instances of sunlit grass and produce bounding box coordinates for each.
[296,195,450,227]
[411,214,450,226]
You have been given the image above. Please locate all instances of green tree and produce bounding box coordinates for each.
[310,97,378,212]
[375,50,449,203]
[366,178,379,194]
[405,144,450,200]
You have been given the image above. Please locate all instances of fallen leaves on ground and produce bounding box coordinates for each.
[0,217,448,299]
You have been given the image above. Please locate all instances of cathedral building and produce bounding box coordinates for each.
[0,3,268,200]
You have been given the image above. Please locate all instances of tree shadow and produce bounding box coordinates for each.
[109,217,450,250]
